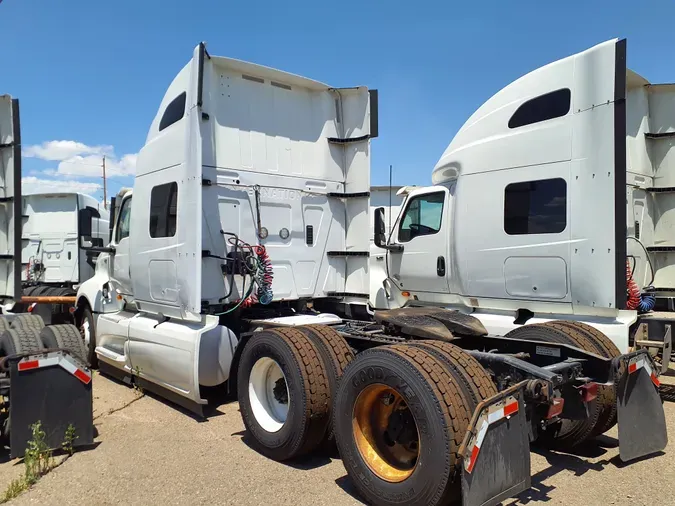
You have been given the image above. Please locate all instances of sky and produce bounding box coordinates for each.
[2,0,675,202]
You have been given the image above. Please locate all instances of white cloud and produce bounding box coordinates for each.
[22,176,101,196]
[23,140,113,161]
[24,140,137,178]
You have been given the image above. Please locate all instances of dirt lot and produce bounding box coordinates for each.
[1,370,674,505]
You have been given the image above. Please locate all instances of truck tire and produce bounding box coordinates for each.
[334,344,471,506]
[297,324,354,443]
[78,305,97,368]
[409,340,498,409]
[504,324,601,448]
[0,318,10,333]
[237,327,330,461]
[0,328,44,356]
[39,324,89,364]
[542,321,621,437]
[10,314,45,331]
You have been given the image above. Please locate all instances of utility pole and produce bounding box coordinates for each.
[102,155,108,209]
[388,164,393,237]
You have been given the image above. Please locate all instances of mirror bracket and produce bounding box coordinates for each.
[373,206,404,252]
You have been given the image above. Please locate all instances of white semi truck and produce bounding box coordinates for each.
[11,192,109,325]
[374,38,674,369]
[73,41,665,506]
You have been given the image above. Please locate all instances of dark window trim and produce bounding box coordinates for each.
[398,191,445,243]
[614,39,627,309]
[159,92,187,132]
[508,88,571,129]
[504,178,567,236]
[115,196,132,243]
[149,182,178,239]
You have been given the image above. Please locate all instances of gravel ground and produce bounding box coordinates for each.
[2,369,674,505]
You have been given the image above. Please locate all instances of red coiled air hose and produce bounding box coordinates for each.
[626,259,641,310]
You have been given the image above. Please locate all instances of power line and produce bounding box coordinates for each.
[58,159,106,168]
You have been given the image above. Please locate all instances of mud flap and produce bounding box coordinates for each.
[617,350,668,462]
[459,382,531,506]
[9,351,94,458]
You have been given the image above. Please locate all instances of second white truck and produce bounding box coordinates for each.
[374,38,674,369]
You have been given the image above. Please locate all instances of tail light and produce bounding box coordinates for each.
[546,397,564,419]
[579,382,599,403]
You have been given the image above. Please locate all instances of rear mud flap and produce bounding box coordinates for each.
[617,350,668,462]
[460,382,531,506]
[9,351,94,458]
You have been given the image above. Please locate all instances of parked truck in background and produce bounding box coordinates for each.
[9,192,109,325]
[70,40,667,506]
[373,38,674,371]
[0,95,94,457]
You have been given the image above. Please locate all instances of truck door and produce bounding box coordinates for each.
[388,187,451,294]
[111,195,133,296]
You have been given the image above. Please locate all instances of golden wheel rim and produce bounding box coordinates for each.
[352,384,420,483]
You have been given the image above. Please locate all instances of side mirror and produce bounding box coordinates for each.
[79,206,114,254]
[374,207,387,248]
[108,196,116,243]
[79,237,115,254]
[374,207,403,252]
[78,207,96,239]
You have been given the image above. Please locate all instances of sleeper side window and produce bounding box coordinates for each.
[508,88,571,129]
[398,192,445,243]
[159,92,186,132]
[149,182,178,238]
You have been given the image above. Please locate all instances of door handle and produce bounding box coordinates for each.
[437,256,446,277]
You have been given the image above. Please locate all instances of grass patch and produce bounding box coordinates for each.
[1,421,76,503]
[62,425,77,456]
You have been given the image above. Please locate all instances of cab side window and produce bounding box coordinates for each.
[149,182,178,238]
[398,192,445,243]
[504,178,567,235]
[115,197,132,242]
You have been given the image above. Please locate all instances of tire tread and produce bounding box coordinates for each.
[10,314,45,331]
[40,324,88,364]
[297,324,354,441]
[253,327,331,458]
[409,340,498,409]
[388,344,471,469]
[0,328,44,356]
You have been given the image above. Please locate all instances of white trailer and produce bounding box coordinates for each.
[74,42,665,506]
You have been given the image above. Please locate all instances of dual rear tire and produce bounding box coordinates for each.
[0,316,88,365]
[505,321,621,447]
[237,327,332,461]
[238,326,497,506]
[334,345,476,505]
